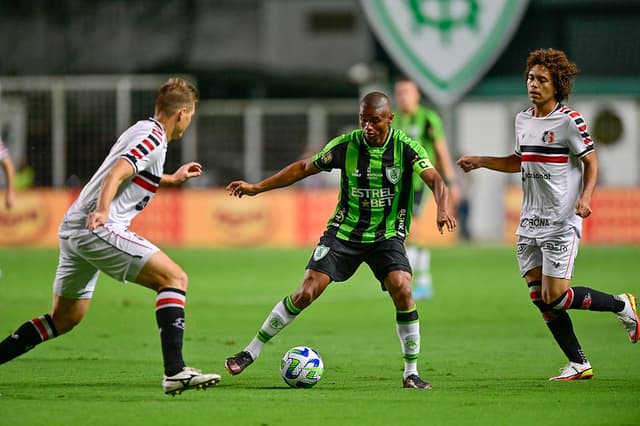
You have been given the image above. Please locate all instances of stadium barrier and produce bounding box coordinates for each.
[1,187,638,248]
[504,186,640,244]
[0,188,456,248]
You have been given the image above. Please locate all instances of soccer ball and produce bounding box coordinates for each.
[280,346,324,388]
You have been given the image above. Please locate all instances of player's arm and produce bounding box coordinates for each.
[433,137,461,208]
[575,151,598,218]
[86,158,135,231]
[160,162,203,187]
[419,167,456,234]
[433,138,457,185]
[1,156,16,209]
[456,153,521,173]
[227,158,321,198]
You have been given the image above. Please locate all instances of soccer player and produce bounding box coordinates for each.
[0,78,220,395]
[457,48,639,381]
[0,136,16,210]
[224,92,456,389]
[393,77,460,299]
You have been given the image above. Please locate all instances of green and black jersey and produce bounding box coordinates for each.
[393,105,445,191]
[312,128,433,244]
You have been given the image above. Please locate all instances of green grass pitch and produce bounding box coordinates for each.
[0,245,639,425]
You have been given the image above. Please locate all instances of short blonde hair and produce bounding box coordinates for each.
[155,78,199,115]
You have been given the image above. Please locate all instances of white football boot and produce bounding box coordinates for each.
[616,293,640,343]
[162,366,221,395]
[549,361,593,381]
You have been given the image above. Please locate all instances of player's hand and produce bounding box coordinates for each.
[226,180,259,197]
[575,198,592,218]
[172,162,203,185]
[436,210,457,234]
[456,156,480,172]
[86,210,108,231]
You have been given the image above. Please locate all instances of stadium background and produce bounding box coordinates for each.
[0,0,639,247]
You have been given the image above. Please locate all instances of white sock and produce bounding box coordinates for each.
[397,319,421,378]
[245,299,297,359]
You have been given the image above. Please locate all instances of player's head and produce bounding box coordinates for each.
[393,76,421,114]
[359,92,394,146]
[155,78,200,140]
[524,49,579,102]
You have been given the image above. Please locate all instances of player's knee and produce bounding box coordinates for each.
[293,285,317,309]
[292,278,323,309]
[50,313,82,334]
[170,268,189,291]
[528,280,545,309]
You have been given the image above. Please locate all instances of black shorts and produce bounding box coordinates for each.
[305,232,412,290]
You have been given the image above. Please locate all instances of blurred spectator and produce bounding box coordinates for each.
[0,136,16,210]
[393,77,459,299]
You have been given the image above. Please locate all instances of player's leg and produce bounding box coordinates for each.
[0,236,96,364]
[225,269,332,376]
[226,234,357,376]
[384,270,431,389]
[407,245,433,300]
[131,250,220,394]
[539,232,639,343]
[408,190,433,300]
[373,238,431,389]
[88,225,219,394]
[530,274,593,380]
[518,236,591,380]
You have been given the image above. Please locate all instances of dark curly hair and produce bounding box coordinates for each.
[524,48,579,102]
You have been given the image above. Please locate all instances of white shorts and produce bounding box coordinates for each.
[516,228,580,279]
[53,224,160,299]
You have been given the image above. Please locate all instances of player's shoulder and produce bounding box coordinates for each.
[419,105,442,120]
[328,129,358,146]
[556,104,586,120]
[391,128,419,146]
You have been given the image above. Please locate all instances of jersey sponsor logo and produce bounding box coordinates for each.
[385,167,401,184]
[397,208,407,236]
[542,241,568,253]
[361,0,528,107]
[135,195,151,211]
[351,187,395,207]
[332,208,346,225]
[522,170,551,181]
[319,152,333,166]
[520,217,551,230]
[313,244,330,261]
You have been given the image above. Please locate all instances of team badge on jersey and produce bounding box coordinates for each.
[313,244,330,261]
[385,167,401,184]
[542,130,555,144]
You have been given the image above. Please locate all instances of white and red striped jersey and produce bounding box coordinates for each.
[514,104,595,238]
[60,118,167,235]
[0,138,9,161]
